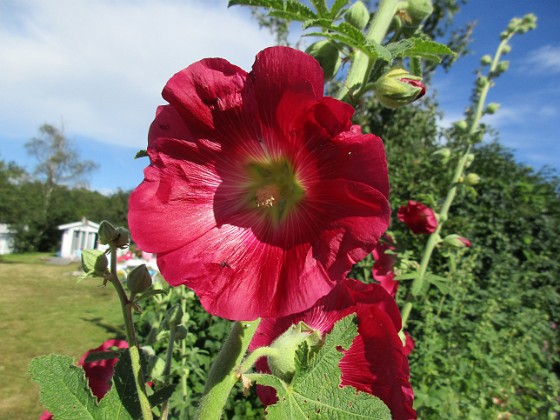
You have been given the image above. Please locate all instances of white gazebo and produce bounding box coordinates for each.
[0,224,14,255]
[58,218,103,260]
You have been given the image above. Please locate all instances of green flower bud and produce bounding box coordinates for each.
[165,305,184,328]
[465,173,481,186]
[480,55,492,66]
[502,44,511,55]
[375,68,426,109]
[127,264,152,294]
[405,0,434,26]
[113,227,130,248]
[81,249,108,278]
[98,220,118,245]
[443,234,472,248]
[454,120,468,131]
[485,103,500,115]
[464,153,475,168]
[432,148,451,162]
[305,40,341,80]
[174,325,188,341]
[497,61,509,73]
[344,1,370,30]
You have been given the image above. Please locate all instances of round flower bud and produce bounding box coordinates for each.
[497,61,509,73]
[464,153,475,168]
[165,305,184,328]
[485,103,500,115]
[113,227,130,248]
[174,325,188,341]
[443,234,472,248]
[305,40,341,80]
[127,264,152,294]
[480,55,492,66]
[502,44,511,55]
[405,0,434,26]
[465,173,481,186]
[98,220,118,245]
[375,68,426,109]
[344,0,370,30]
[81,249,108,277]
[432,147,451,162]
[454,120,468,131]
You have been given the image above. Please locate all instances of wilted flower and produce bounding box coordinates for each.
[250,279,415,420]
[372,235,398,297]
[398,200,438,235]
[129,47,391,321]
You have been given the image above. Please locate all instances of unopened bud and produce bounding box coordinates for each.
[497,61,509,73]
[127,264,152,294]
[432,148,451,162]
[81,249,108,278]
[113,227,130,248]
[502,44,511,55]
[464,153,475,168]
[305,40,341,80]
[485,103,500,115]
[98,220,118,245]
[480,55,492,66]
[443,234,472,248]
[165,305,184,328]
[375,68,426,109]
[174,325,188,341]
[405,0,433,26]
[465,173,481,185]
[454,120,468,131]
[344,1,370,30]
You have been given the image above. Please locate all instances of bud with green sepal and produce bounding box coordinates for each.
[343,0,370,30]
[464,153,475,168]
[374,68,426,109]
[480,55,492,66]
[165,305,184,329]
[432,148,451,164]
[98,220,118,245]
[485,103,500,115]
[305,40,341,81]
[406,0,433,26]
[443,234,472,249]
[80,249,109,280]
[127,264,152,294]
[454,120,468,131]
[465,173,481,186]
[174,325,188,341]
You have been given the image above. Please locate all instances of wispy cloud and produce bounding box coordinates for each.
[525,44,560,73]
[0,0,274,148]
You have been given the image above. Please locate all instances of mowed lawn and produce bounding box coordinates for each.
[0,253,123,419]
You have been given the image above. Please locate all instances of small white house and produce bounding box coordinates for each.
[0,224,14,255]
[58,218,104,260]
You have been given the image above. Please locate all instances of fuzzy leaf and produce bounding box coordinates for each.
[330,0,350,19]
[260,315,391,419]
[386,38,455,62]
[309,0,328,17]
[29,355,99,419]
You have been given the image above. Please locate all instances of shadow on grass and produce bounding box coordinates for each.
[81,317,127,340]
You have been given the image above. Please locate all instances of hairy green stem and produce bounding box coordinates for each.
[196,319,261,420]
[337,0,399,101]
[108,247,153,420]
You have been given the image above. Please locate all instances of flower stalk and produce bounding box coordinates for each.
[108,246,153,420]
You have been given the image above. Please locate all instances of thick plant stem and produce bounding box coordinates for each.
[337,0,399,101]
[108,247,153,420]
[196,319,261,420]
[401,36,512,328]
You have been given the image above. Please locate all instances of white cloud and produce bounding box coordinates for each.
[525,44,560,73]
[0,0,275,148]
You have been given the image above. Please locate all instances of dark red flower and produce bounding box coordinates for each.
[39,339,128,420]
[397,200,437,235]
[129,47,391,321]
[403,332,415,357]
[372,235,398,297]
[250,278,416,420]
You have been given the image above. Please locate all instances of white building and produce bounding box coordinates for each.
[0,224,14,254]
[58,219,104,260]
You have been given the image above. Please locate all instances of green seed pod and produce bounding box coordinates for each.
[344,1,370,30]
[127,264,152,294]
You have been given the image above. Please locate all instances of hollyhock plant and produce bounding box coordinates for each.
[372,235,399,297]
[129,46,391,321]
[397,200,438,235]
[39,339,128,420]
[250,278,415,420]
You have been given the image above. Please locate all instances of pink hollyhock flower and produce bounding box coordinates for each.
[40,339,128,420]
[129,47,391,321]
[372,235,398,297]
[397,200,437,235]
[250,278,416,420]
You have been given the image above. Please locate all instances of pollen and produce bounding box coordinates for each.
[256,184,281,208]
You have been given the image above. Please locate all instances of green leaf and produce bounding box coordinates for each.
[329,0,350,19]
[134,149,148,159]
[148,383,178,407]
[394,271,420,281]
[134,289,168,303]
[386,38,455,63]
[309,0,328,17]
[256,315,391,419]
[28,355,99,419]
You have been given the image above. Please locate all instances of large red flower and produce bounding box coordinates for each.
[250,279,416,420]
[397,200,437,235]
[129,47,390,321]
[372,235,398,297]
[39,339,128,420]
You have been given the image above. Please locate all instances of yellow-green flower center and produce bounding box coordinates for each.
[245,158,304,224]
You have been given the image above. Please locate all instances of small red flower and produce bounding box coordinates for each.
[372,235,398,297]
[39,339,128,420]
[397,200,437,234]
[250,279,416,420]
[129,47,391,321]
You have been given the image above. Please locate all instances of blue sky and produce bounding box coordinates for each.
[0,0,558,193]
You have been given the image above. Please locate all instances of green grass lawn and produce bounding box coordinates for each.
[0,253,123,419]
